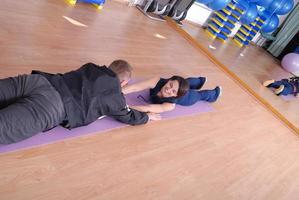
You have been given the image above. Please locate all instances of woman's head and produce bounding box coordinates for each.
[159,76,189,98]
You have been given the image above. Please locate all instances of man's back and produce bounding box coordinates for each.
[33,63,148,128]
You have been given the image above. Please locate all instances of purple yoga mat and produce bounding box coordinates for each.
[0,90,213,154]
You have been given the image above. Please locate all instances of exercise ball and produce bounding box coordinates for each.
[282,53,299,73]
[236,0,249,13]
[236,0,249,7]
[207,0,231,10]
[240,3,258,24]
[258,9,271,20]
[267,0,286,14]
[261,14,279,32]
[248,0,259,2]
[276,0,294,15]
[196,0,214,5]
[256,0,273,8]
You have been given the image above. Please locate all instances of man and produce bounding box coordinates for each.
[0,60,159,144]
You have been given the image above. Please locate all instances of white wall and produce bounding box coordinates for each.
[185,2,213,26]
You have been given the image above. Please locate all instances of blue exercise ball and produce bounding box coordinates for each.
[240,3,258,24]
[276,0,294,15]
[258,9,272,19]
[236,0,249,7]
[196,0,214,5]
[262,14,279,32]
[267,0,284,14]
[207,0,231,10]
[248,0,259,2]
[236,0,249,11]
[256,0,274,8]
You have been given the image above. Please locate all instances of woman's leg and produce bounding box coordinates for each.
[176,86,221,106]
[267,79,288,89]
[186,77,206,90]
[277,82,294,96]
[0,74,65,144]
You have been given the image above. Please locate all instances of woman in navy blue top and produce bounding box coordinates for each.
[123,76,222,113]
[263,77,299,96]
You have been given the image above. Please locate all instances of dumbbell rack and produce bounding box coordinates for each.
[65,0,105,10]
[233,16,266,47]
[205,0,246,42]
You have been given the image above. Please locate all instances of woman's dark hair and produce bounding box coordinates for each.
[169,76,189,98]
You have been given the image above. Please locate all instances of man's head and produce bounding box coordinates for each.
[108,60,132,87]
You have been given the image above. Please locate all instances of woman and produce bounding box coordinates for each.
[123,76,222,113]
[263,77,299,96]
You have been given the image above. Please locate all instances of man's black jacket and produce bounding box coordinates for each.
[32,63,148,128]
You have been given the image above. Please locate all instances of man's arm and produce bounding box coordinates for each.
[110,106,160,125]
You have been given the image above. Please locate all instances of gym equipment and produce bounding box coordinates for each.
[282,53,299,73]
[240,3,258,24]
[66,0,105,9]
[168,0,197,23]
[206,0,246,42]
[207,0,231,10]
[275,0,294,15]
[261,13,279,33]
[256,0,273,8]
[233,15,266,46]
[136,0,176,21]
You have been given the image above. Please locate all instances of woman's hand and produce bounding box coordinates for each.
[147,113,161,121]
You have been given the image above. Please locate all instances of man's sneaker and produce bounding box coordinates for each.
[263,79,275,87]
[275,85,284,95]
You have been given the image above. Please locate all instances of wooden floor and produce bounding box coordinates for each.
[1,1,299,199]
[181,22,299,130]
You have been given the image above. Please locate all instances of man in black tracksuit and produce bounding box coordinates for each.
[0,60,158,144]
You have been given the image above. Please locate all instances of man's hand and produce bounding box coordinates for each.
[147,113,161,121]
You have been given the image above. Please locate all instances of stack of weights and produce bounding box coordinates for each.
[66,0,105,10]
[233,16,266,47]
[205,0,246,42]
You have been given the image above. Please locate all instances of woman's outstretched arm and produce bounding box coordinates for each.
[130,103,175,113]
[122,77,160,94]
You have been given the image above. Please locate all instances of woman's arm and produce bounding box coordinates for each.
[130,103,175,113]
[122,77,160,94]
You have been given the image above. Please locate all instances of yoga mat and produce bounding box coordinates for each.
[281,95,297,101]
[0,90,213,154]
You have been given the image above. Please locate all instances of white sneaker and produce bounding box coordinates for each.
[263,79,275,87]
[218,86,222,98]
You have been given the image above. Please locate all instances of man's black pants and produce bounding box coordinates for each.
[0,74,65,144]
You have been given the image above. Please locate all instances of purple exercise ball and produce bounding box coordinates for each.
[282,53,299,73]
